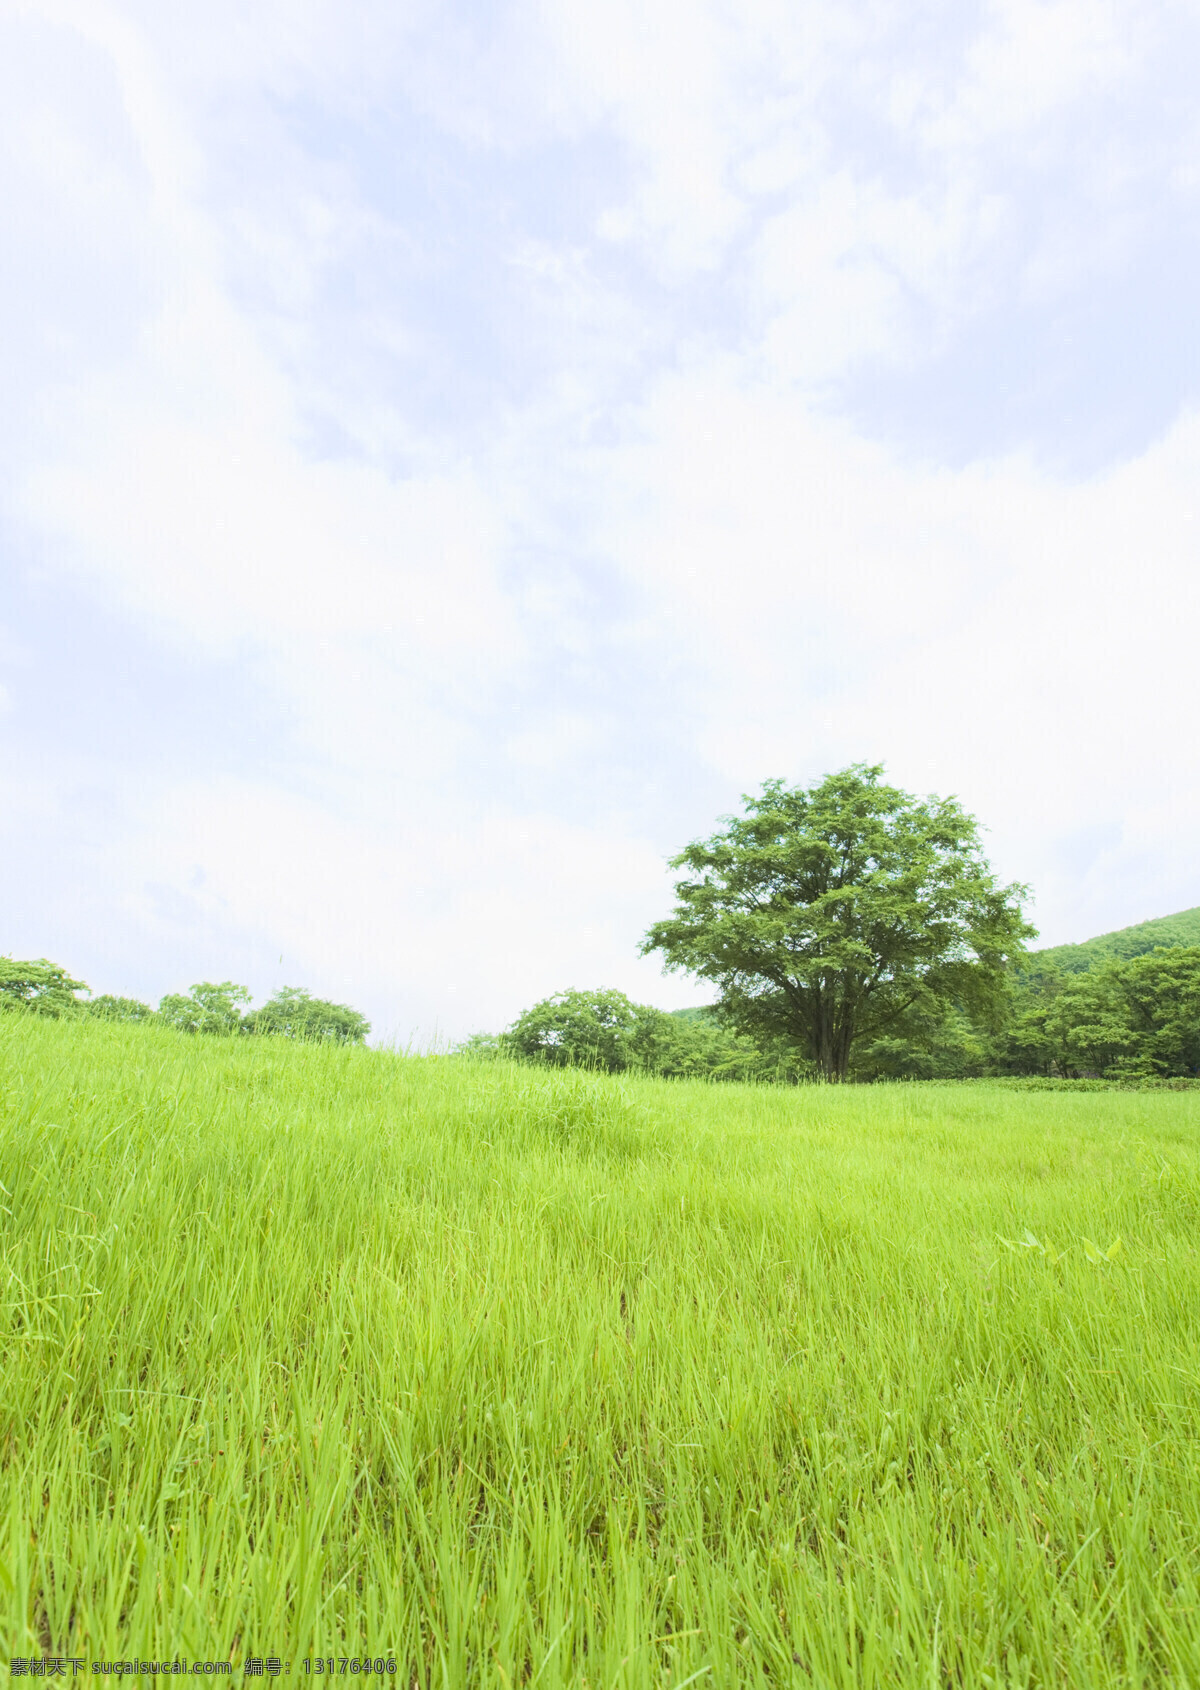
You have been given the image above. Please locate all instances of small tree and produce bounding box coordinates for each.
[242,987,370,1044]
[0,957,88,1017]
[642,764,1034,1082]
[502,989,798,1081]
[506,989,650,1072]
[158,982,251,1036]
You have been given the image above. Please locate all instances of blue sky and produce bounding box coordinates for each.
[3,0,1199,1042]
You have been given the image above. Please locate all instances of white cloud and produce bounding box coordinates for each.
[936,0,1135,142]
[587,355,1200,938]
[3,0,1200,1039]
[3,3,527,799]
[23,774,693,1040]
[542,0,747,273]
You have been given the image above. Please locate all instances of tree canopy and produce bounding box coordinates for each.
[0,966,371,1046]
[0,957,88,1016]
[1001,947,1200,1079]
[505,989,658,1073]
[242,986,370,1044]
[642,764,1034,1081]
[1031,905,1200,976]
[492,988,800,1081]
[88,994,155,1022]
[154,982,370,1042]
[158,981,251,1036]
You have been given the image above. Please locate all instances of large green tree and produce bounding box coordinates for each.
[642,764,1034,1081]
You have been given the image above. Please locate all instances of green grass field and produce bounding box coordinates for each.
[3,1016,1200,1686]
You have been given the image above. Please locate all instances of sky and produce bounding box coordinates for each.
[2,0,1199,1045]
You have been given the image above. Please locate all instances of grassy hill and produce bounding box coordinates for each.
[4,1012,1200,1678]
[1031,904,1200,973]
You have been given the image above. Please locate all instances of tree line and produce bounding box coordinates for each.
[466,766,1200,1083]
[460,949,1200,1084]
[0,963,369,1044]
[8,764,1197,1080]
[899,944,1200,1082]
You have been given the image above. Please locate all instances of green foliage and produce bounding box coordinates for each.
[242,986,370,1044]
[1040,968,1136,1076]
[981,1074,1200,1091]
[851,1002,992,1081]
[643,764,1033,1081]
[5,1013,1200,1679]
[988,943,1200,1080]
[1043,947,1200,1078]
[499,988,806,1081]
[0,955,88,1017]
[986,968,1062,1076]
[681,904,1200,1084]
[505,988,668,1074]
[1034,904,1200,974]
[506,988,638,1071]
[86,994,155,1023]
[157,980,252,1036]
[453,1031,508,1061]
[629,1002,809,1082]
[2,967,373,1046]
[156,982,370,1044]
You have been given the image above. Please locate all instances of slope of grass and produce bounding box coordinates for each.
[1033,905,1200,974]
[3,1016,1200,1685]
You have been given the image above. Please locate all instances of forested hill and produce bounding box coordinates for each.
[1030,906,1200,974]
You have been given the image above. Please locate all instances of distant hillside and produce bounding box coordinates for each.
[669,1005,718,1023]
[1029,907,1200,974]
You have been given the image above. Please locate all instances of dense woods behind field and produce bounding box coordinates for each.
[464,907,1200,1083]
[4,906,1200,1083]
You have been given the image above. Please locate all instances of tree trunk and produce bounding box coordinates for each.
[811,988,854,1081]
[835,1016,854,1082]
[815,1000,837,1081]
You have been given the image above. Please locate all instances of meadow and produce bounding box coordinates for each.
[2,1015,1200,1686]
